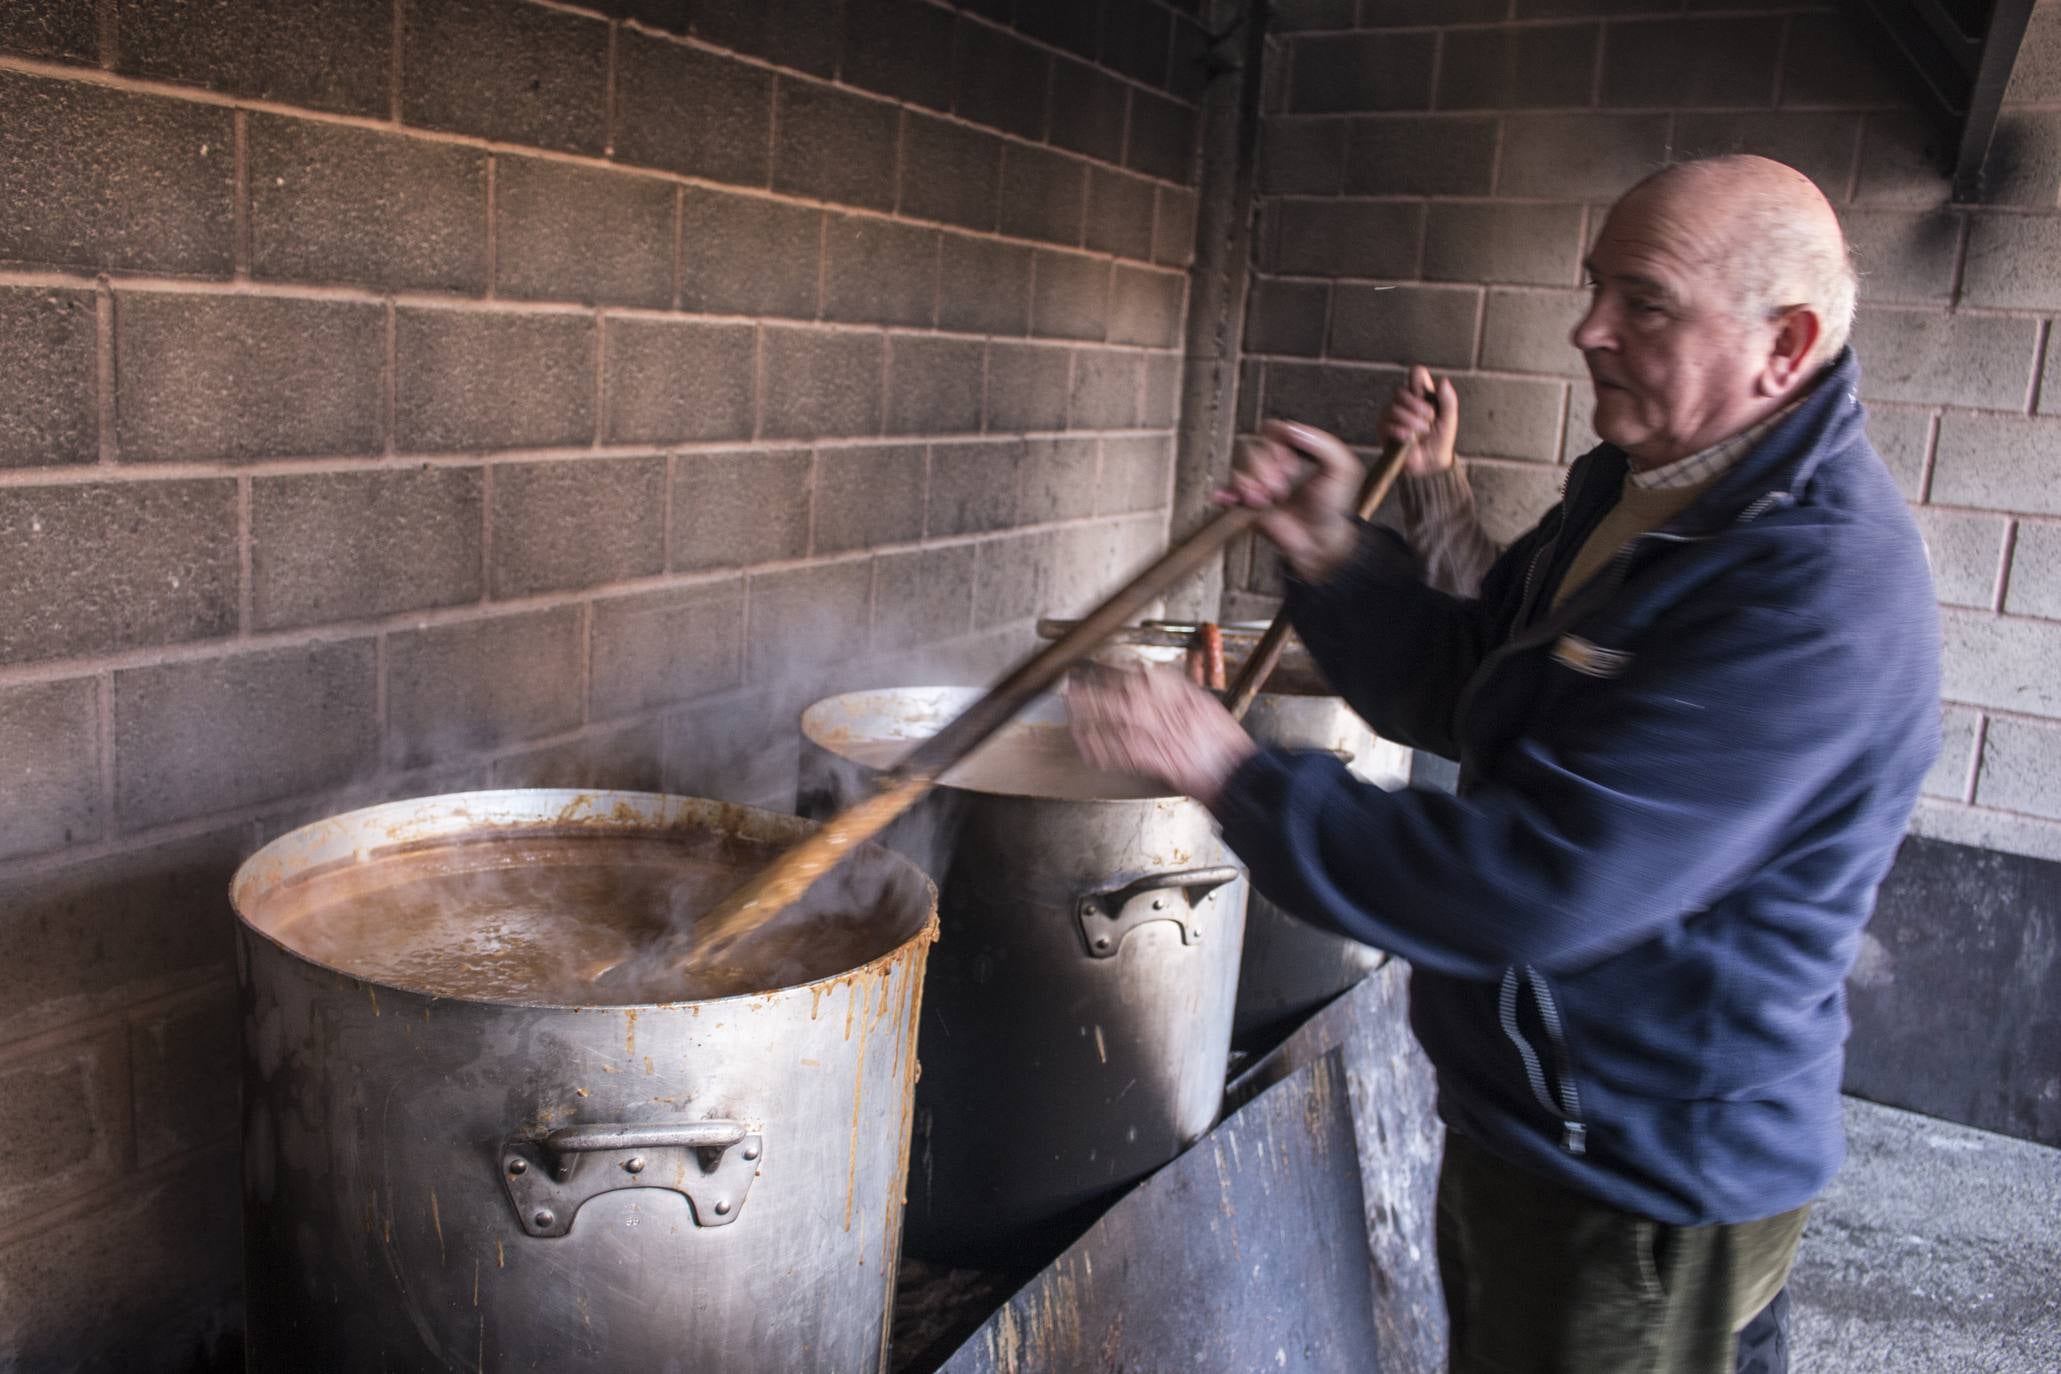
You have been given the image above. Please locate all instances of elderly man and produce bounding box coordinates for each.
[1070,155,1941,1372]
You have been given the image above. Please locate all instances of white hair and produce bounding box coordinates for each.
[1636,156,1859,365]
[1726,190,1858,365]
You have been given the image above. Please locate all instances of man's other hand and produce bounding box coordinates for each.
[1217,419,1365,584]
[1383,365,1460,477]
[1066,665,1257,809]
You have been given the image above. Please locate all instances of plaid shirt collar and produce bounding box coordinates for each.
[1627,397,1804,491]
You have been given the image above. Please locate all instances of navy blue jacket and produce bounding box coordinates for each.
[1213,350,1941,1225]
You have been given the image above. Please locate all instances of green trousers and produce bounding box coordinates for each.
[1436,1132,1808,1374]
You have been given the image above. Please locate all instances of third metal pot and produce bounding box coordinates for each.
[1232,689,1412,1048]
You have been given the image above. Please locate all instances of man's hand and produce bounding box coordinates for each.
[1382,365,1460,477]
[1217,419,1365,584]
[1066,665,1257,809]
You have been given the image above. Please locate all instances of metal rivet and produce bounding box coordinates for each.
[624,1156,645,1175]
[742,1145,760,1162]
[713,1199,732,1216]
[506,1158,527,1176]
[1094,936,1111,950]
[532,1209,555,1229]
[1083,903,1099,916]
[1151,897,1166,910]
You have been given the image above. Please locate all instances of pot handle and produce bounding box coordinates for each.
[501,1119,762,1238]
[1076,864,1242,958]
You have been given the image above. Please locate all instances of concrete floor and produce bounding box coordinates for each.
[1789,1097,2061,1373]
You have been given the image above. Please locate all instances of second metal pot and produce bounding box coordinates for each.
[798,687,1249,1267]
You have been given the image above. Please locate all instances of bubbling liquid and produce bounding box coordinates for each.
[248,829,919,1006]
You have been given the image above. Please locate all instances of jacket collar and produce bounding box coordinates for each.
[1570,348,1865,536]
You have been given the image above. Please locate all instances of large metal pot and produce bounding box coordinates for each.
[1232,690,1411,1048]
[797,688,1249,1267]
[231,790,937,1373]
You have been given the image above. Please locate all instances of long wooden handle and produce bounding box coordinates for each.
[677,487,1300,966]
[897,497,1282,779]
[1221,434,1415,721]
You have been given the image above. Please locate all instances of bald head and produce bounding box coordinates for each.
[1617,155,1856,365]
[1571,155,1854,465]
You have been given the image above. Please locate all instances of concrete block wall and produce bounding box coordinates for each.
[1233,0,2061,869]
[0,1,1202,1364]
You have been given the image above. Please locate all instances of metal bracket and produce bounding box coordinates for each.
[501,1120,762,1238]
[1076,865,1242,959]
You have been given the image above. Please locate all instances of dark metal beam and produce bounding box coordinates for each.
[1952,0,2039,200]
[1165,0,1270,622]
[1844,0,2039,202]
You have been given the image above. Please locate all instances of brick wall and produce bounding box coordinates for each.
[1233,0,2061,868]
[0,0,1202,1364]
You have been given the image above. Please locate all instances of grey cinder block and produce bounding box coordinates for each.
[0,678,101,861]
[0,71,233,276]
[1291,31,1436,115]
[248,116,487,294]
[761,328,886,440]
[394,308,596,452]
[116,292,384,461]
[492,157,675,308]
[117,638,380,825]
[774,81,900,211]
[679,188,821,319]
[590,580,746,720]
[824,216,939,328]
[1602,16,1782,109]
[604,318,757,446]
[941,235,1033,336]
[1852,311,2040,411]
[121,0,391,117]
[887,335,984,436]
[251,466,483,629]
[0,480,237,665]
[814,444,926,552]
[384,608,583,768]
[614,33,775,187]
[670,447,813,568]
[1437,24,1597,111]
[399,0,607,155]
[0,286,96,468]
[746,560,873,681]
[1328,282,1480,370]
[900,115,1003,233]
[1345,114,1498,196]
[490,456,668,598]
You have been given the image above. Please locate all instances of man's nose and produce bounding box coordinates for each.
[1570,298,1612,352]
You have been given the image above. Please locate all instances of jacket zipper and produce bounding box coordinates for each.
[1452,485,1793,749]
[1475,487,1795,1156]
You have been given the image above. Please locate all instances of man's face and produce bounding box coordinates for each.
[1570,191,1770,466]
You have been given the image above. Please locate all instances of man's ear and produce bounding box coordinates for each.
[1760,306,1823,397]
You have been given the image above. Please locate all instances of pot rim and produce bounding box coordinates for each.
[800,685,1197,806]
[229,787,939,1012]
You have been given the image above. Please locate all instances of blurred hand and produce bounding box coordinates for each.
[1382,365,1459,477]
[1217,418,1365,584]
[1066,665,1257,809]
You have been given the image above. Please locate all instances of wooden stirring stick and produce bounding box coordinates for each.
[1220,423,1421,722]
[643,462,1315,978]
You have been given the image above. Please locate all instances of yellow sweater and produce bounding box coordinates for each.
[1550,474,1718,610]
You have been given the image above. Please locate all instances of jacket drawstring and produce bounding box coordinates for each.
[1499,967,1589,1155]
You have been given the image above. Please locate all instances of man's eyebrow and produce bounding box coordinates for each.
[1581,259,1673,296]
